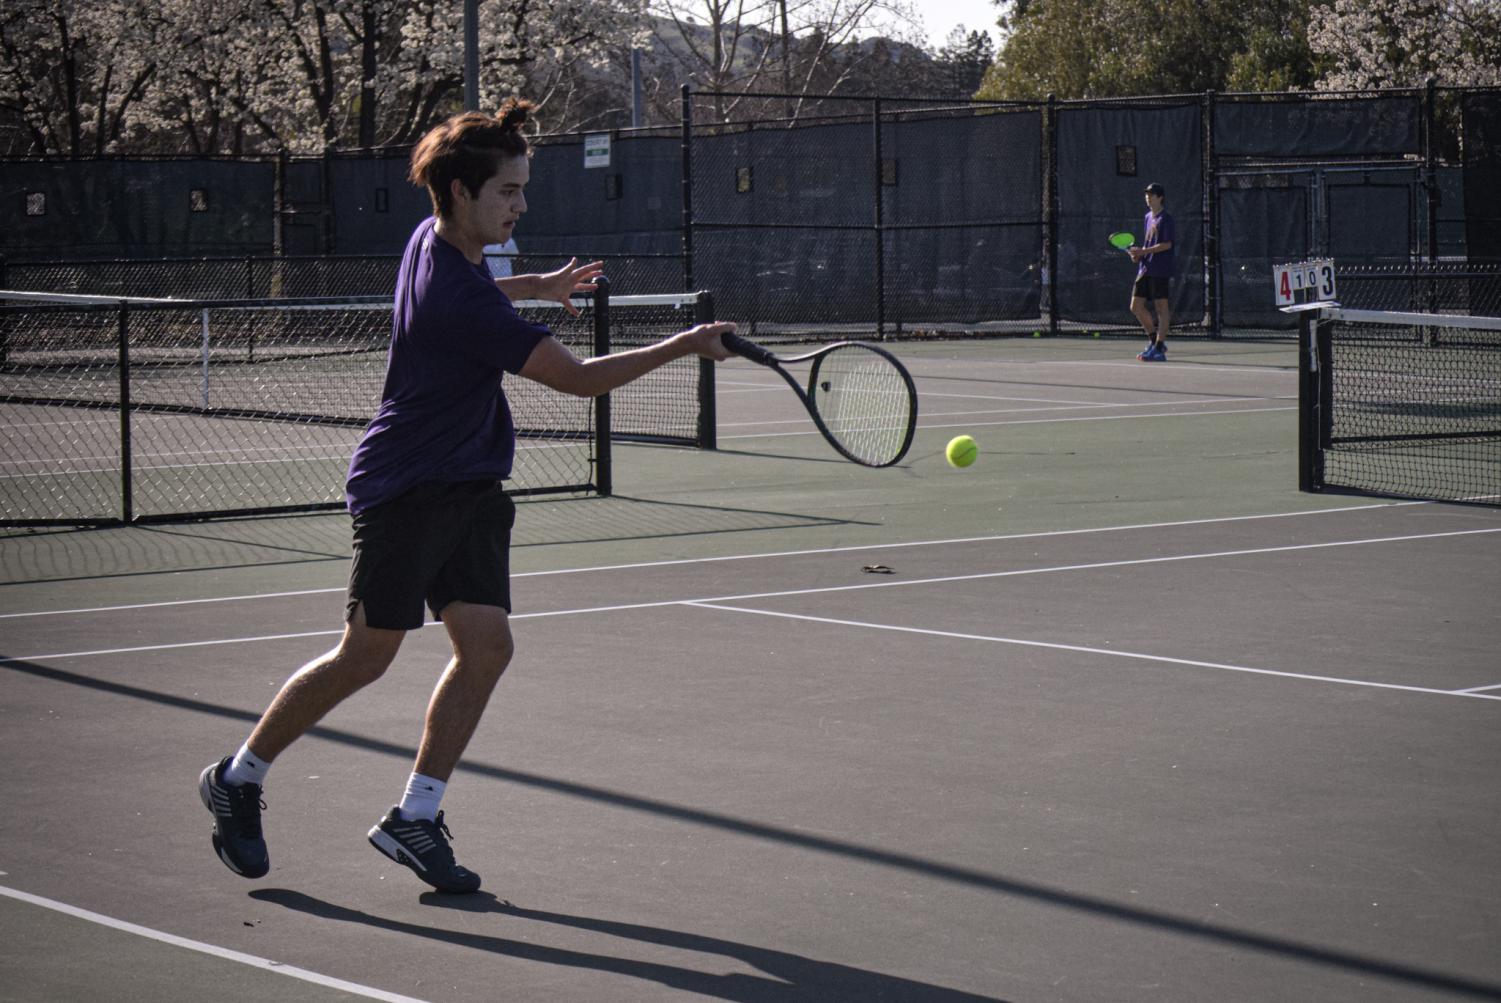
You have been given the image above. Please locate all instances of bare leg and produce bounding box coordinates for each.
[245,603,405,762]
[413,601,515,782]
[1130,295,1155,339]
[1154,296,1171,345]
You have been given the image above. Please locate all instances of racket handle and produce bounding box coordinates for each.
[721,331,777,366]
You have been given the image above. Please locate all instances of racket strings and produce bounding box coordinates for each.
[813,346,915,465]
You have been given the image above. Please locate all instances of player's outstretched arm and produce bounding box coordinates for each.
[496,258,605,316]
[519,322,735,398]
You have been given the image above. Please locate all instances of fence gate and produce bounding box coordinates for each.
[1215,165,1421,329]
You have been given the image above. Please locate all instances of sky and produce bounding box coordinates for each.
[919,0,1004,50]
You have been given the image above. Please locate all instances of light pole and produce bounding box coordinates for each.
[463,0,479,111]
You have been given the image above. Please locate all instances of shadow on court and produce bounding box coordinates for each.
[514,494,877,550]
[0,519,350,586]
[7,651,1501,1002]
[0,495,876,585]
[253,889,1006,1002]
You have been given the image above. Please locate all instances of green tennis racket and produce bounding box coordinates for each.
[1108,231,1136,253]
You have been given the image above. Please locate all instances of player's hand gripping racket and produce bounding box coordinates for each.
[1108,231,1136,254]
[722,333,917,467]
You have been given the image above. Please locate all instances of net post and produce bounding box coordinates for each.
[695,290,717,450]
[592,275,613,497]
[1297,308,1319,492]
[117,301,134,523]
[1314,312,1334,489]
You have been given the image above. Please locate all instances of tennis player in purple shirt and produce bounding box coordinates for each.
[199,99,734,893]
[1129,182,1175,362]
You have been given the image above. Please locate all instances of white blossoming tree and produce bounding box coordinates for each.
[1,0,649,154]
[0,0,159,153]
[644,0,922,123]
[1308,0,1501,89]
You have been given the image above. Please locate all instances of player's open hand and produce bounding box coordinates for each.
[537,258,606,316]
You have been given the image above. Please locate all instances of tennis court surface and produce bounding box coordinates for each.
[3,338,1499,1002]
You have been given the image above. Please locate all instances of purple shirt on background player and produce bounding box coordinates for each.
[1138,209,1176,279]
[346,216,550,514]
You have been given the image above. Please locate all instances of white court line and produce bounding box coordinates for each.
[1454,683,1501,694]
[684,603,1501,703]
[0,500,1443,619]
[6,527,1496,667]
[0,883,431,1003]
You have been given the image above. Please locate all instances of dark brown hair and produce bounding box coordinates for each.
[409,98,535,218]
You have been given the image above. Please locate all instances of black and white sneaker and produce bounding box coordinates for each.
[368,808,481,894]
[198,757,269,878]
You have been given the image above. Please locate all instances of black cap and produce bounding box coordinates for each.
[1144,182,1166,197]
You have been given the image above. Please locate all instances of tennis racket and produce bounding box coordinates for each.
[722,333,917,467]
[1108,231,1136,253]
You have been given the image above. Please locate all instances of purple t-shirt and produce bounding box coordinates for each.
[345,217,550,514]
[1138,210,1176,278]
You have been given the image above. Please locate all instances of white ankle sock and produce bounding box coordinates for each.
[223,742,270,787]
[398,773,446,822]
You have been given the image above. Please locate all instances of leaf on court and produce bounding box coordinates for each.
[862,564,894,574]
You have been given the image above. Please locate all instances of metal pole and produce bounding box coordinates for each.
[118,303,133,523]
[1045,94,1059,336]
[463,0,480,111]
[1423,79,1439,316]
[592,276,612,497]
[631,49,644,128]
[873,96,885,340]
[696,291,717,450]
[681,85,695,292]
[1204,90,1219,337]
[1298,311,1317,493]
[200,309,211,410]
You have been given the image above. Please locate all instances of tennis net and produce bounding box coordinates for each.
[0,286,715,525]
[1299,307,1501,505]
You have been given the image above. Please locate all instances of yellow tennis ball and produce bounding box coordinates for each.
[946,435,978,468]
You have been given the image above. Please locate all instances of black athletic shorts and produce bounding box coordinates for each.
[1133,275,1170,301]
[346,480,516,630]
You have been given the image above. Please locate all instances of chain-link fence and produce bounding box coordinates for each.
[1337,263,1501,315]
[3,85,1498,340]
[0,253,679,301]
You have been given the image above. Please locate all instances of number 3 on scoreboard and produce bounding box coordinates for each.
[1314,259,1337,301]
